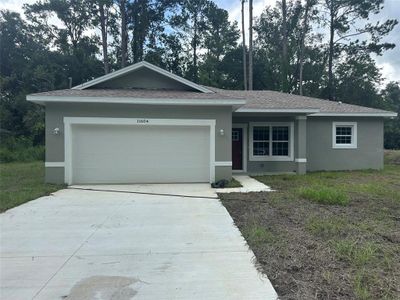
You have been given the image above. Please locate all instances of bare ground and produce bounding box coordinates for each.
[220,153,400,300]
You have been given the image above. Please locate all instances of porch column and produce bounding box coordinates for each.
[295,116,307,174]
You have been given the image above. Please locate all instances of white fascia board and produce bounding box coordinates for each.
[311,112,398,117]
[72,61,214,93]
[236,108,320,113]
[26,95,246,106]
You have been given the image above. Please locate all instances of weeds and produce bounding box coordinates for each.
[299,185,349,205]
[333,240,378,266]
[306,216,347,237]
[243,223,276,245]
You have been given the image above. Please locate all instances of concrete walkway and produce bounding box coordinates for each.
[70,175,272,198]
[216,175,273,194]
[1,188,277,300]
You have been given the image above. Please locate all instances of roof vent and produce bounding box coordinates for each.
[338,101,342,105]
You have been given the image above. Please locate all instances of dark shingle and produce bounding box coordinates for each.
[28,87,396,115]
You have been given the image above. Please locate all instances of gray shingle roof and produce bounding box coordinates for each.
[27,88,238,100]
[28,87,396,115]
[205,87,393,114]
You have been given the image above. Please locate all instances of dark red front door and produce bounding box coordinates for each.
[232,128,243,170]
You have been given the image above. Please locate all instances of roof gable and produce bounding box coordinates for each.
[72,61,214,93]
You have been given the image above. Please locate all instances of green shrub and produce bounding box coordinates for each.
[0,135,45,163]
[299,185,349,205]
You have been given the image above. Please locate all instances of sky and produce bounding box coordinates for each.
[1,0,399,84]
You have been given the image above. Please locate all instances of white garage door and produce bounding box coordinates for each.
[70,124,210,184]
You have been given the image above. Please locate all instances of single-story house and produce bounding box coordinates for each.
[27,61,397,185]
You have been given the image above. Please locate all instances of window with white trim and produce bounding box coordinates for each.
[250,123,293,161]
[332,122,357,149]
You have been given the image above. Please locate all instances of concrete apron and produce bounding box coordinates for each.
[0,189,278,300]
[70,183,218,199]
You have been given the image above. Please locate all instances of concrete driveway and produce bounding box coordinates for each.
[0,187,277,300]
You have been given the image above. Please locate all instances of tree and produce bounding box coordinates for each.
[248,0,253,90]
[298,0,316,95]
[25,0,92,50]
[171,0,209,82]
[128,0,175,63]
[119,0,128,67]
[382,82,400,149]
[199,2,240,87]
[89,0,115,74]
[322,0,398,100]
[255,1,305,92]
[241,0,247,90]
[280,0,289,92]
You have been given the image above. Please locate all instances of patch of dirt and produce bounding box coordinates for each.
[220,190,400,300]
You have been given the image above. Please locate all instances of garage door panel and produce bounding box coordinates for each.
[71,124,210,184]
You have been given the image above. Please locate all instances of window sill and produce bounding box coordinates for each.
[250,156,294,162]
[332,145,357,149]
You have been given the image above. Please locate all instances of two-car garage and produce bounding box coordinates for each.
[64,118,215,185]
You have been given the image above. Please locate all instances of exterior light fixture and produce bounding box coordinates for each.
[219,129,225,136]
[53,127,60,135]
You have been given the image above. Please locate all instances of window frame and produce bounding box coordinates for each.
[249,122,294,161]
[332,122,357,149]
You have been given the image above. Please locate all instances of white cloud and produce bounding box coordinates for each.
[377,62,400,84]
[0,0,35,15]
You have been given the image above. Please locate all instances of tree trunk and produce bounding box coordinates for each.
[299,0,311,95]
[99,4,109,74]
[328,0,335,100]
[193,12,198,82]
[248,0,253,90]
[281,0,289,92]
[120,0,128,68]
[241,0,247,90]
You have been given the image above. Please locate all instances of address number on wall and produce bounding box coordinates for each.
[136,119,149,124]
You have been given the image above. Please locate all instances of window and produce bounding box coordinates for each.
[332,122,357,149]
[253,126,269,155]
[250,123,293,161]
[272,126,289,156]
[232,130,240,141]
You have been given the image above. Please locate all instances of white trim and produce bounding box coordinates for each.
[236,108,320,113]
[27,95,245,106]
[214,161,233,167]
[249,122,294,162]
[311,112,397,117]
[332,122,357,149]
[295,158,307,163]
[63,117,216,185]
[232,124,248,172]
[45,162,65,167]
[72,61,214,93]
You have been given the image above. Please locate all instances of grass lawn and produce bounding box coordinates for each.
[0,161,65,213]
[220,151,400,300]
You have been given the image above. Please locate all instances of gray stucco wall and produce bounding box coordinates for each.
[232,115,300,174]
[307,117,384,171]
[232,115,384,174]
[45,103,232,183]
[93,68,195,90]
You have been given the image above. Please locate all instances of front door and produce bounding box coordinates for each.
[232,128,243,170]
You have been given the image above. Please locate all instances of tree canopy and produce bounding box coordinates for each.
[0,0,399,149]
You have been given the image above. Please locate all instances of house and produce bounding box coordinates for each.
[27,61,397,185]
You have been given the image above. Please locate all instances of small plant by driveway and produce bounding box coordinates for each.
[220,151,400,300]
